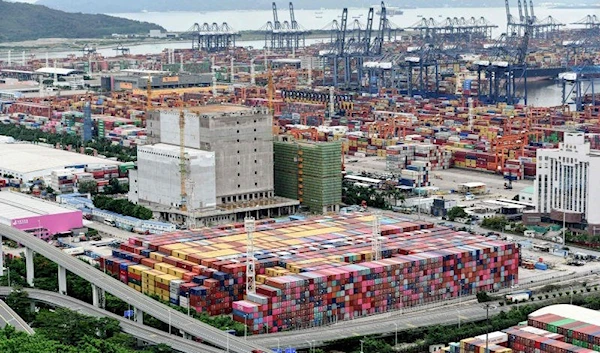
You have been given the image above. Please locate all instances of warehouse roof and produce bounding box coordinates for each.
[35,67,83,76]
[0,143,120,175]
[460,182,486,188]
[530,304,600,327]
[0,191,76,222]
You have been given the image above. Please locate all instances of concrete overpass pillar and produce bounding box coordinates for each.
[0,235,4,277]
[58,265,67,295]
[25,248,34,287]
[133,307,143,325]
[91,284,105,308]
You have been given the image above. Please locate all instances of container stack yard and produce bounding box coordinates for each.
[441,305,600,353]
[98,213,519,332]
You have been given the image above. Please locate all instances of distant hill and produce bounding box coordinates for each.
[34,0,504,14]
[0,1,164,42]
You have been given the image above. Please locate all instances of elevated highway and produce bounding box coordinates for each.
[0,298,34,334]
[0,224,269,353]
[0,287,224,353]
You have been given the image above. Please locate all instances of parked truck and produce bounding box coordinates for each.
[506,290,532,303]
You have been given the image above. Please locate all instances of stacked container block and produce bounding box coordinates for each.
[99,214,519,333]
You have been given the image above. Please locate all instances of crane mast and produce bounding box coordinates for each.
[178,101,188,212]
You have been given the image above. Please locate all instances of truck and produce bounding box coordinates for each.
[506,290,532,303]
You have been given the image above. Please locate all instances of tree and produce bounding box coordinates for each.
[481,216,509,231]
[5,288,34,323]
[78,180,98,195]
[447,206,468,221]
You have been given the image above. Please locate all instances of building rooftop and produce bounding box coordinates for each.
[520,186,535,194]
[139,143,214,156]
[461,182,487,188]
[0,143,120,175]
[530,304,600,327]
[35,67,83,76]
[0,191,76,223]
[187,105,251,114]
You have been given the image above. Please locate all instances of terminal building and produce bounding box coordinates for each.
[101,69,212,92]
[524,133,600,235]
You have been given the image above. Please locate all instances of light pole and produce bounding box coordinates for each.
[393,322,398,348]
[244,315,247,340]
[226,331,230,352]
[483,303,495,353]
[186,292,190,317]
[457,308,461,329]
[276,338,281,352]
[570,286,574,305]
[307,340,313,353]
[168,309,171,335]
[360,339,365,353]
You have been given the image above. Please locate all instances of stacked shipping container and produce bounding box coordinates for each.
[99,214,519,333]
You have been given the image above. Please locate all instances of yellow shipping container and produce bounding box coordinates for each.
[169,267,187,279]
[150,252,165,262]
[155,263,174,272]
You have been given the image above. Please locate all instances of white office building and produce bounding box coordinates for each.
[525,133,600,235]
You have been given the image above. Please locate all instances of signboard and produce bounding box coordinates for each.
[120,82,133,90]
[162,76,179,83]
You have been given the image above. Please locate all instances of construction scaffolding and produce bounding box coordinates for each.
[273,138,342,214]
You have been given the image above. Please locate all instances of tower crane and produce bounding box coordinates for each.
[177,98,188,212]
[245,217,256,295]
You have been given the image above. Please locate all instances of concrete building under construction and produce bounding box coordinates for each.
[274,137,342,214]
[136,105,299,226]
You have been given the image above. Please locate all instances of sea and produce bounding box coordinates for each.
[8,6,600,106]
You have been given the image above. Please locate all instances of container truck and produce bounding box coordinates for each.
[506,290,532,302]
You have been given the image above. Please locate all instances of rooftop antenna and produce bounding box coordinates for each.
[53,60,58,84]
[245,217,257,294]
[329,86,335,118]
[251,58,256,85]
[211,56,217,97]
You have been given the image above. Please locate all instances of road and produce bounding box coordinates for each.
[250,274,600,349]
[0,288,225,352]
[0,298,34,334]
[87,221,136,242]
[0,224,270,353]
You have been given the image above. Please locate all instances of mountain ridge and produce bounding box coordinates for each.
[0,0,164,42]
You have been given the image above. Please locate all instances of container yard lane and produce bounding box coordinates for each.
[0,224,270,353]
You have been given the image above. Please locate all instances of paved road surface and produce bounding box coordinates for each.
[0,287,224,353]
[87,221,136,242]
[0,298,34,334]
